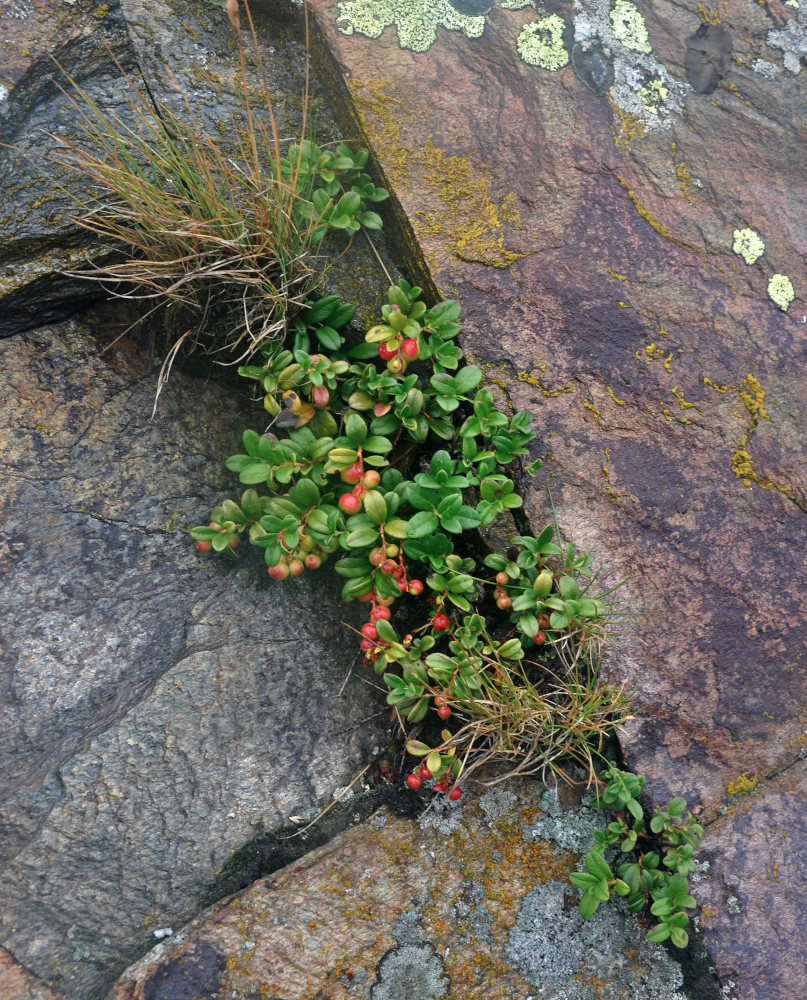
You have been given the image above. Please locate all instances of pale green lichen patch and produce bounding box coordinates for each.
[768,273,795,311]
[609,0,652,54]
[732,227,765,265]
[336,0,486,52]
[516,15,569,70]
[639,77,667,113]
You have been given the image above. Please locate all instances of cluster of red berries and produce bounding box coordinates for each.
[267,527,331,579]
[493,571,511,610]
[377,334,419,374]
[337,464,381,515]
[405,761,461,800]
[195,522,239,553]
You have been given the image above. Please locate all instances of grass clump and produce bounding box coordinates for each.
[44,0,386,403]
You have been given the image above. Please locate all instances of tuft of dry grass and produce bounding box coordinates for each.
[46,1,320,406]
[408,621,634,792]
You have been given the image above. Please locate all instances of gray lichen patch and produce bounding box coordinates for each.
[572,0,686,133]
[506,880,689,999]
[521,786,608,853]
[371,942,449,999]
[767,9,807,75]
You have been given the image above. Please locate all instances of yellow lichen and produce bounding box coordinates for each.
[602,448,621,499]
[583,397,605,430]
[516,370,574,397]
[727,771,758,796]
[670,385,697,410]
[608,101,647,149]
[607,386,626,406]
[349,79,527,270]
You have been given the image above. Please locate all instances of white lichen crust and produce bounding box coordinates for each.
[732,227,765,265]
[336,0,486,52]
[768,273,795,311]
[516,14,569,70]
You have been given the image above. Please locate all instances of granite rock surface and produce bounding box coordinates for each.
[106,777,707,1000]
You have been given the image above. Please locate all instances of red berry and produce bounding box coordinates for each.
[340,461,363,484]
[380,559,397,575]
[448,786,462,801]
[533,631,546,644]
[312,385,330,407]
[361,623,378,640]
[432,783,447,794]
[391,564,404,579]
[432,613,450,632]
[495,571,508,586]
[370,606,392,623]
[360,638,374,652]
[195,540,212,552]
[496,596,511,610]
[227,534,240,550]
[397,578,408,593]
[362,470,381,488]
[304,553,322,570]
[420,764,432,780]
[400,338,419,361]
[406,774,423,790]
[288,559,305,576]
[375,593,396,607]
[407,579,424,595]
[437,704,452,719]
[351,483,366,498]
[377,340,398,360]
[267,562,289,580]
[338,493,361,514]
[357,589,375,602]
[434,695,447,707]
[369,547,386,566]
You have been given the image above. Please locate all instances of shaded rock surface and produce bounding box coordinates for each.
[306,2,807,998]
[107,776,708,1000]
[1,2,406,996]
[0,309,390,999]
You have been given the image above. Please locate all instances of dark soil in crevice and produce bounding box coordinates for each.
[203,778,422,905]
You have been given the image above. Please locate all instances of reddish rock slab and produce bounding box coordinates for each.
[305,2,807,998]
[0,947,61,1000]
[0,0,110,93]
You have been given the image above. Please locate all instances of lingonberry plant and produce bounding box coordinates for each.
[48,0,701,944]
[570,763,703,948]
[192,268,634,803]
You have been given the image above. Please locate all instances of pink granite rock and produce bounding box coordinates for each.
[305,2,807,996]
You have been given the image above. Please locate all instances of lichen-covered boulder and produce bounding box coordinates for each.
[306,2,807,997]
[106,777,705,1000]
